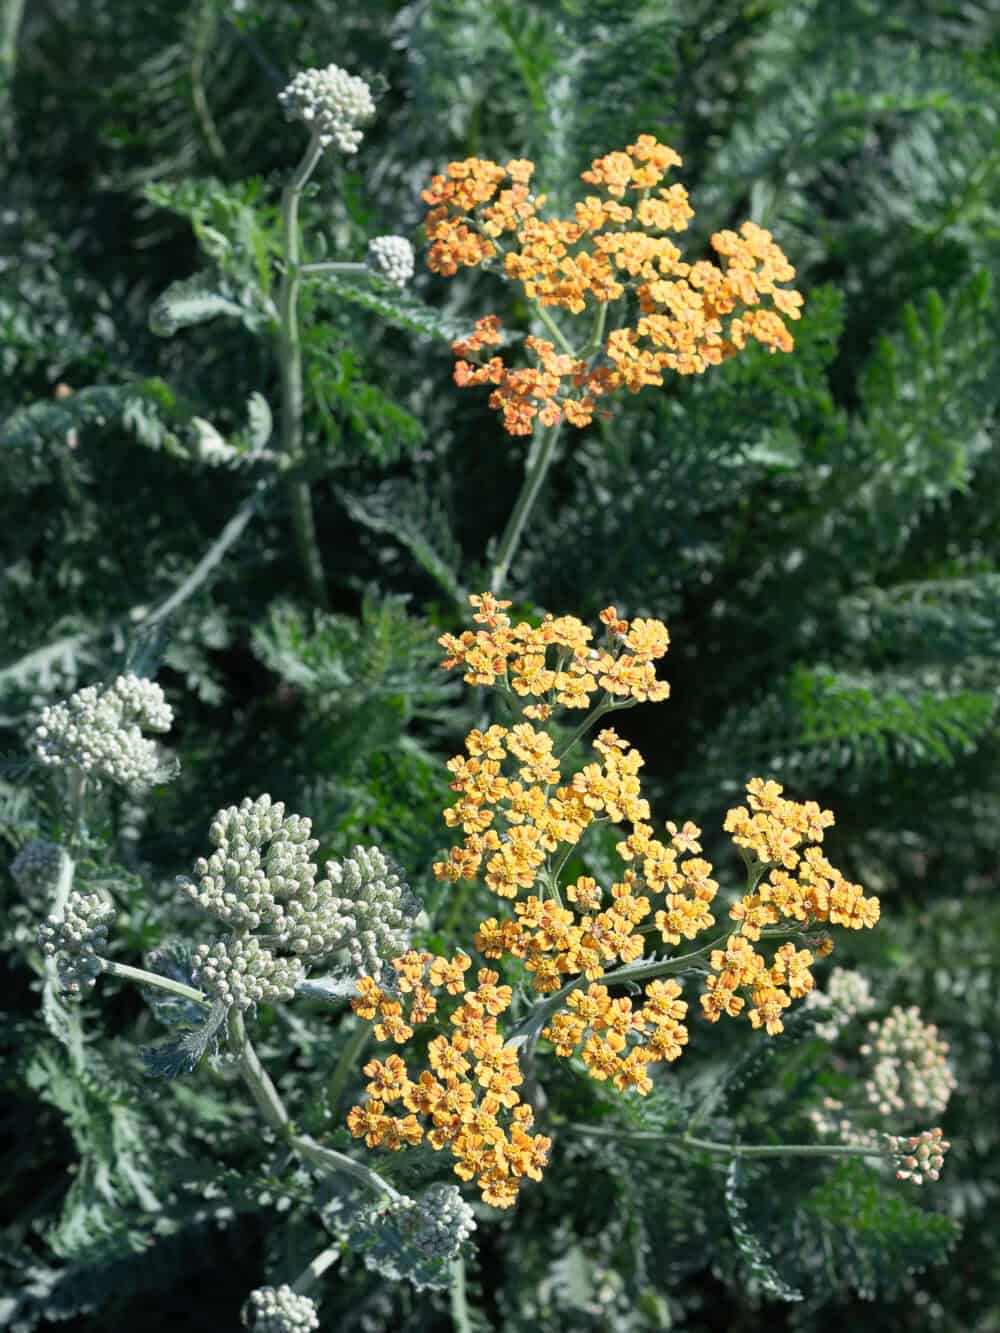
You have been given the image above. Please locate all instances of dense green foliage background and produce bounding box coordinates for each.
[2,1,999,1329]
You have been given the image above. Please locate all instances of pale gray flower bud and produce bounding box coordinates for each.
[242,1284,319,1333]
[178,794,322,932]
[192,935,304,1011]
[278,64,375,153]
[860,1005,955,1120]
[321,845,419,980]
[366,235,415,288]
[32,675,173,788]
[10,839,65,898]
[805,965,876,1041]
[38,891,115,994]
[404,1183,476,1257]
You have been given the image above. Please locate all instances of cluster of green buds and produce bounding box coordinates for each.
[37,891,115,994]
[242,1284,319,1333]
[179,795,418,1009]
[804,965,876,1041]
[390,1183,477,1259]
[366,235,415,288]
[277,63,375,153]
[860,1005,956,1119]
[9,839,65,899]
[885,1128,951,1184]
[32,675,173,788]
[192,936,303,1011]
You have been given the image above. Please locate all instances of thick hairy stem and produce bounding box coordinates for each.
[228,1008,399,1200]
[301,261,369,278]
[279,132,329,608]
[291,1133,401,1200]
[490,419,564,595]
[228,1006,292,1132]
[291,1245,340,1295]
[101,959,210,1007]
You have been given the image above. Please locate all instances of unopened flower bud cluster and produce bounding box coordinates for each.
[179,796,321,933]
[366,236,415,288]
[860,1005,956,1119]
[389,1184,476,1260]
[192,936,304,1011]
[242,1284,319,1333]
[323,845,419,981]
[277,64,375,153]
[804,965,876,1041]
[10,839,64,898]
[885,1127,951,1184]
[32,675,173,788]
[38,891,116,994]
[181,795,417,1008]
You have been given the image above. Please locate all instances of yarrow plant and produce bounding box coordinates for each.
[10,64,961,1328]
[341,595,937,1213]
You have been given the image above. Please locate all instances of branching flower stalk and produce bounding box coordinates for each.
[342,596,900,1210]
[421,138,803,593]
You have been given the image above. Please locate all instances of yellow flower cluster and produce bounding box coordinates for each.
[347,949,551,1209]
[434,597,670,896]
[421,136,803,434]
[543,977,690,1096]
[438,594,670,721]
[701,779,881,1033]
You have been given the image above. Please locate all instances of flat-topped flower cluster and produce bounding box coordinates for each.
[347,949,551,1209]
[421,137,803,433]
[346,596,882,1207]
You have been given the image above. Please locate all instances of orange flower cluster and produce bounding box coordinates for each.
[434,596,672,894]
[700,779,881,1033]
[422,136,803,434]
[347,949,551,1209]
[543,977,690,1095]
[438,594,670,722]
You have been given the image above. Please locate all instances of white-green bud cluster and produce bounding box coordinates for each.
[321,845,419,980]
[192,936,304,1011]
[278,64,375,153]
[37,891,115,993]
[860,1005,956,1119]
[10,839,64,898]
[178,795,322,932]
[805,965,876,1041]
[366,236,415,288]
[242,1284,319,1333]
[32,675,173,788]
[394,1184,476,1259]
[885,1127,951,1185]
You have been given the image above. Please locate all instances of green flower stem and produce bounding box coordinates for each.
[228,1006,291,1132]
[226,1007,399,1200]
[570,1121,886,1161]
[327,1019,371,1115]
[100,959,210,1007]
[578,301,609,360]
[300,261,370,278]
[507,932,730,1062]
[489,419,564,595]
[449,1255,474,1333]
[555,698,619,760]
[291,1245,341,1295]
[532,303,577,358]
[291,1133,401,1200]
[279,131,329,609]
